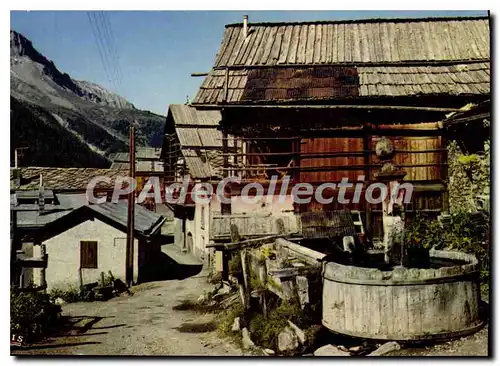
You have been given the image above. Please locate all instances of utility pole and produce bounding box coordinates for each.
[126,124,136,287]
[10,202,18,287]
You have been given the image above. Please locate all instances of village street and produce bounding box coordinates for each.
[13,270,243,356]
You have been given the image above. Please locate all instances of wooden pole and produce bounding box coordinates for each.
[441,133,450,213]
[221,110,231,215]
[78,267,83,289]
[363,123,373,241]
[293,136,301,214]
[240,249,250,309]
[195,103,463,113]
[40,244,47,289]
[10,208,18,287]
[126,125,136,287]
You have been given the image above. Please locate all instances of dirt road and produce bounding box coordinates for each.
[13,271,243,356]
[12,269,489,357]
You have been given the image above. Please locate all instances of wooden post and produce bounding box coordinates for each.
[293,135,301,214]
[233,137,239,173]
[441,131,450,213]
[78,267,83,289]
[258,258,268,318]
[10,208,18,287]
[363,123,373,241]
[126,125,136,287]
[240,249,250,309]
[40,244,47,289]
[222,251,230,281]
[221,110,231,215]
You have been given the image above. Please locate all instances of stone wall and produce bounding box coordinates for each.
[447,139,490,213]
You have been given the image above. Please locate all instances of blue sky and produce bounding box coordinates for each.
[11,10,488,116]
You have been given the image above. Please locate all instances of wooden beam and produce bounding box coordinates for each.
[217,163,448,172]
[175,145,236,151]
[222,234,287,251]
[268,265,320,279]
[219,136,299,141]
[277,238,326,265]
[13,254,47,268]
[220,148,446,157]
[190,72,209,77]
[195,104,462,113]
[174,124,221,129]
[212,57,488,70]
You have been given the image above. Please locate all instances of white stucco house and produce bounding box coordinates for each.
[26,202,165,290]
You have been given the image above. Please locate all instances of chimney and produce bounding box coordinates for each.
[38,173,45,214]
[243,15,248,38]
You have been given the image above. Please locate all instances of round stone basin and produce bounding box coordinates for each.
[322,249,483,341]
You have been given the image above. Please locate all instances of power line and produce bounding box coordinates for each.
[87,11,121,92]
[93,11,121,90]
[92,11,120,91]
[98,12,124,89]
[87,12,114,89]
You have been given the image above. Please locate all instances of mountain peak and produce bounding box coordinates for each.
[10,29,134,110]
[11,30,46,63]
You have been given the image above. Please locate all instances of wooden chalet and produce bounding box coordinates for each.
[160,104,238,261]
[190,15,491,240]
[161,104,237,182]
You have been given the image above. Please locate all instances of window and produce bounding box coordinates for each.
[80,241,98,268]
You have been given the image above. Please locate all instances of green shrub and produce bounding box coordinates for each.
[11,289,61,342]
[248,299,314,351]
[403,214,442,250]
[101,273,115,287]
[443,211,490,282]
[249,302,291,350]
[217,301,245,337]
[228,253,242,276]
[49,285,82,303]
[404,211,490,281]
[208,271,223,284]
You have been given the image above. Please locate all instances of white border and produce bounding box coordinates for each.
[3,4,496,366]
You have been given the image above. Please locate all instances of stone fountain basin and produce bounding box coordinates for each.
[322,249,483,341]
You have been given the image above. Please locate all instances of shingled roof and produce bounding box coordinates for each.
[10,167,127,191]
[192,16,490,105]
[162,105,230,180]
[109,148,164,172]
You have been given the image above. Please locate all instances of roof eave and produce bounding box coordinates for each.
[224,15,489,28]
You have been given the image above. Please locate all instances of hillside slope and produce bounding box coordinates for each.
[10,30,165,167]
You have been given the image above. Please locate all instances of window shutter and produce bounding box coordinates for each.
[80,241,98,268]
